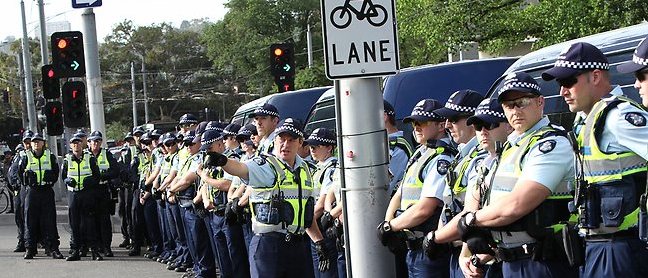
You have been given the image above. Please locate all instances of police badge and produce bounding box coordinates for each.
[625,112,646,127]
[538,140,556,154]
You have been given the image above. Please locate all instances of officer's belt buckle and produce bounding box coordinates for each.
[285,233,292,242]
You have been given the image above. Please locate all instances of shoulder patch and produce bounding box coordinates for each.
[437,159,450,175]
[538,140,556,154]
[253,156,266,166]
[625,112,646,127]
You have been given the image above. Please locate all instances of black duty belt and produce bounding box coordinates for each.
[585,229,637,242]
[495,243,536,262]
[406,238,423,250]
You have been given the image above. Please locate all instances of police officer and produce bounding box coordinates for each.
[543,42,648,277]
[383,100,412,195]
[307,127,340,278]
[378,99,455,277]
[8,130,33,253]
[133,132,163,258]
[155,133,181,265]
[199,129,250,278]
[425,98,513,278]
[457,72,576,277]
[249,103,280,155]
[168,130,216,277]
[63,134,102,261]
[178,114,200,136]
[117,132,136,249]
[87,131,119,257]
[214,118,330,278]
[17,132,63,260]
[618,35,648,108]
[223,123,243,157]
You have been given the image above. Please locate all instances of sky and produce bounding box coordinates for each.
[1,0,228,42]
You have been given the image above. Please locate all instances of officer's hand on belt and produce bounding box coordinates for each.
[320,211,334,233]
[422,231,447,259]
[457,212,495,256]
[64,177,77,188]
[314,240,331,272]
[24,170,37,185]
[204,152,228,167]
[193,202,208,218]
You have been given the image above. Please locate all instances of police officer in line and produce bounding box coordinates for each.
[378,99,456,277]
[87,131,119,257]
[250,103,280,155]
[307,127,340,278]
[168,130,216,277]
[16,132,63,260]
[423,98,513,277]
[152,133,179,265]
[214,118,331,278]
[432,89,484,278]
[133,132,163,258]
[383,100,412,195]
[178,113,200,136]
[223,123,244,157]
[455,72,576,277]
[161,132,194,273]
[544,42,648,277]
[141,129,166,260]
[63,134,102,261]
[199,129,251,278]
[619,35,648,108]
[117,131,136,249]
[9,130,33,253]
[323,168,346,278]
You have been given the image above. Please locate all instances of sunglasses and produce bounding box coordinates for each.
[473,122,500,131]
[164,142,176,147]
[557,76,578,88]
[180,123,196,129]
[411,121,433,128]
[635,68,648,82]
[501,96,537,110]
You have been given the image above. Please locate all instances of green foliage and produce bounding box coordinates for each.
[105,121,130,141]
[294,63,332,89]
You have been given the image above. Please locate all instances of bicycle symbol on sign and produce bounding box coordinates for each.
[330,0,388,29]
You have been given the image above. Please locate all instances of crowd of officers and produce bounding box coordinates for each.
[3,38,648,278]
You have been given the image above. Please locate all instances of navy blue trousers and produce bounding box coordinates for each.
[169,202,192,266]
[205,213,233,277]
[141,196,162,254]
[157,200,176,257]
[406,249,450,278]
[224,221,251,278]
[183,207,215,278]
[25,187,60,250]
[502,258,576,278]
[310,237,339,278]
[581,238,648,278]
[249,232,314,278]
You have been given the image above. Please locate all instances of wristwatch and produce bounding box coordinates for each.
[381,221,392,232]
[465,211,477,227]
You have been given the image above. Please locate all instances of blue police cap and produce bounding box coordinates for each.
[496,72,542,101]
[248,103,279,119]
[162,132,177,145]
[150,129,163,139]
[466,98,507,126]
[178,113,199,125]
[236,123,257,141]
[383,100,395,116]
[402,99,445,124]
[275,118,304,138]
[22,130,34,141]
[132,126,146,136]
[199,130,224,151]
[140,132,153,144]
[206,121,227,132]
[69,135,83,143]
[88,131,103,141]
[542,42,609,81]
[31,133,45,142]
[305,128,336,146]
[194,121,209,137]
[183,131,196,143]
[617,36,648,73]
[123,132,134,141]
[434,89,483,118]
[223,123,241,136]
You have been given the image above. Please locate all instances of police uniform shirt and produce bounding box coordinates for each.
[465,152,497,202]
[257,131,277,156]
[573,85,624,134]
[493,117,574,194]
[243,154,313,196]
[388,131,408,193]
[316,156,337,199]
[597,95,648,160]
[456,137,480,188]
[187,152,203,174]
[405,138,456,201]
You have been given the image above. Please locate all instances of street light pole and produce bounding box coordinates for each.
[20,0,38,132]
[131,62,138,128]
[141,55,149,123]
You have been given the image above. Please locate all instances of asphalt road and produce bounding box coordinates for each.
[0,209,181,278]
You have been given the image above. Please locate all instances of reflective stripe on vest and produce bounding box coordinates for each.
[449,146,480,195]
[312,158,338,199]
[95,149,110,171]
[389,136,413,158]
[249,155,313,234]
[159,152,177,183]
[25,149,52,185]
[578,96,647,184]
[66,153,93,190]
[138,152,153,182]
[400,146,446,210]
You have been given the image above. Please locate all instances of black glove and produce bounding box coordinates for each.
[152,188,163,200]
[325,223,339,240]
[193,202,208,218]
[378,221,407,253]
[204,152,229,167]
[225,200,237,224]
[314,240,331,272]
[320,211,334,232]
[465,230,496,256]
[64,177,77,188]
[24,170,37,186]
[422,231,448,259]
[377,221,393,246]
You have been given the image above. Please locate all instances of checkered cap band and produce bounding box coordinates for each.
[385,110,395,116]
[238,130,252,136]
[553,60,610,70]
[307,135,335,145]
[206,126,224,132]
[223,130,237,136]
[276,125,303,137]
[633,54,648,66]
[475,107,505,119]
[497,81,541,96]
[201,137,221,146]
[253,109,279,117]
[411,110,444,120]
[444,102,477,113]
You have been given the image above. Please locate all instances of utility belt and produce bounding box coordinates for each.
[578,179,641,231]
[258,231,307,243]
[177,196,194,208]
[495,243,536,262]
[584,228,637,242]
[252,201,286,226]
[406,238,423,250]
[211,203,227,216]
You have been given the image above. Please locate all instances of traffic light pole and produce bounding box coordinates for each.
[38,0,60,159]
[81,8,106,140]
[20,0,38,132]
[131,62,138,128]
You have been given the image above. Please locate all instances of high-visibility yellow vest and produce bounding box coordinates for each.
[25,149,53,186]
[66,153,93,191]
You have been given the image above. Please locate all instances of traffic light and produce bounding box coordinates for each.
[270,43,295,77]
[61,81,87,128]
[51,31,85,78]
[41,65,60,99]
[274,76,294,93]
[43,101,64,136]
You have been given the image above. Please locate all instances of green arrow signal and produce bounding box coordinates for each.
[71,61,80,70]
[283,64,291,72]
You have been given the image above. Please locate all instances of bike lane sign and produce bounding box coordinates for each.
[321,0,399,79]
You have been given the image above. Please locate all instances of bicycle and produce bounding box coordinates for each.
[330,0,388,29]
[0,174,11,214]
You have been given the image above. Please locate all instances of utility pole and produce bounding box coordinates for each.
[20,0,38,132]
[307,23,313,68]
[37,0,59,158]
[131,62,138,128]
[82,8,106,139]
[141,56,149,123]
[16,53,28,128]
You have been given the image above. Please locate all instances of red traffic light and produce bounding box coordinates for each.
[47,69,55,78]
[57,38,68,49]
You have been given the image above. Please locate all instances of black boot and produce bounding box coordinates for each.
[128,246,141,256]
[104,247,114,257]
[23,248,36,259]
[118,239,130,248]
[13,242,25,253]
[91,249,103,261]
[66,250,81,261]
[79,247,88,257]
[51,249,64,259]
